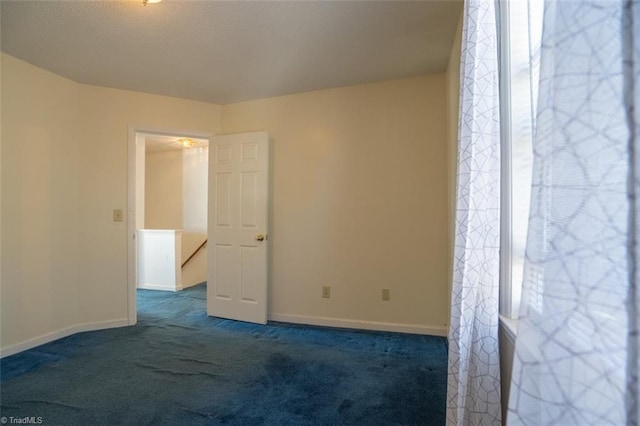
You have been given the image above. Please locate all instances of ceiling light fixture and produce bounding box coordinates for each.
[178,138,196,148]
[142,0,162,5]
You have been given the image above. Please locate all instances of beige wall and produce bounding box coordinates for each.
[222,76,450,333]
[1,53,221,353]
[446,13,463,325]
[2,53,454,353]
[76,80,221,325]
[1,54,81,349]
[0,45,3,343]
[145,150,184,229]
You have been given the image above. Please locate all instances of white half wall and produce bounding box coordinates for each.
[137,229,182,291]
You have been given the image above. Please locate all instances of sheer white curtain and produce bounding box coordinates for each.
[446,0,502,424]
[508,0,639,424]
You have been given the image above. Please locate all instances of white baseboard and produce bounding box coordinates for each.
[268,313,448,336]
[0,313,447,358]
[137,283,183,292]
[181,280,205,290]
[0,319,129,358]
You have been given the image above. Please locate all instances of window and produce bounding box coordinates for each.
[498,0,543,320]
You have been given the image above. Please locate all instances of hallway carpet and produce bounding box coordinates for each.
[1,284,448,425]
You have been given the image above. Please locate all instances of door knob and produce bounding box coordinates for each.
[256,233,266,242]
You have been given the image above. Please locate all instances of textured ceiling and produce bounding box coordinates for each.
[1,0,463,105]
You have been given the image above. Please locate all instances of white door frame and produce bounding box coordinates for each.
[126,125,213,325]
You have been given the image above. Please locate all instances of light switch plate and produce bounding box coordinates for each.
[113,209,123,222]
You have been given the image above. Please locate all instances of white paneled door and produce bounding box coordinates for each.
[207,131,269,324]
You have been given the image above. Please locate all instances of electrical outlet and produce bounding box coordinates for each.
[113,209,123,222]
[322,286,331,299]
[382,289,390,301]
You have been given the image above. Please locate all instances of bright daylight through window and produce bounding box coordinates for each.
[499,0,543,321]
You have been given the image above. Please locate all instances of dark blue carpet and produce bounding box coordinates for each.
[1,284,447,425]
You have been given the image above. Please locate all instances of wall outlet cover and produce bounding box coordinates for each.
[322,286,331,299]
[113,209,124,222]
[382,289,390,301]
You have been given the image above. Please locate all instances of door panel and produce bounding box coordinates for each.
[241,172,258,227]
[213,243,234,299]
[215,173,232,227]
[207,131,269,324]
[240,245,259,302]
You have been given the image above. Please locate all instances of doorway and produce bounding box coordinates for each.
[127,127,212,325]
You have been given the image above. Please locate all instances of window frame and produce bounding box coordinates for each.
[498,0,541,322]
